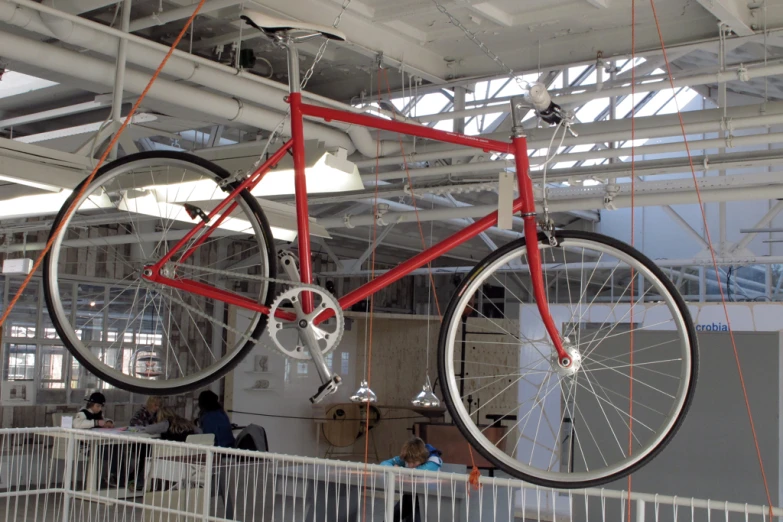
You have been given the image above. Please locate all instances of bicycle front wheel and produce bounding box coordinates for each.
[44,151,276,394]
[438,230,697,488]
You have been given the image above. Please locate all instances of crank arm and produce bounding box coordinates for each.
[299,326,342,402]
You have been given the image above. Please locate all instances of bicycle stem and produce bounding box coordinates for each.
[511,97,571,368]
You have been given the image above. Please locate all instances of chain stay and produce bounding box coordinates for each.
[151,262,337,356]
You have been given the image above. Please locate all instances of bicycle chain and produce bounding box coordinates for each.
[143,262,344,360]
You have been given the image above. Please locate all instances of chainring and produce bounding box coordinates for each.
[267,285,344,360]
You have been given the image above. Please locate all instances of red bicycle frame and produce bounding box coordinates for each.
[143,92,569,365]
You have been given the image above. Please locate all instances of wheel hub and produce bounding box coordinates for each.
[552,338,582,376]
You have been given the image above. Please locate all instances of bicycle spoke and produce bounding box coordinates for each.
[442,233,694,485]
[45,154,272,392]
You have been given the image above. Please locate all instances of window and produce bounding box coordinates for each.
[10,326,36,338]
[40,346,67,389]
[341,352,350,375]
[4,344,36,380]
[0,277,180,403]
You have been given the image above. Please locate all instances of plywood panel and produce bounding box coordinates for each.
[350,315,522,464]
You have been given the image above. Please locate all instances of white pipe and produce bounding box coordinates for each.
[129,0,240,32]
[0,0,400,156]
[318,184,783,229]
[291,150,783,207]
[365,131,783,182]
[0,30,355,149]
[43,0,117,15]
[416,63,783,123]
[367,198,523,240]
[354,106,783,169]
[109,0,131,160]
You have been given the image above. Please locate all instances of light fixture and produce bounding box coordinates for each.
[89,301,96,307]
[118,190,301,242]
[197,141,364,197]
[0,190,73,220]
[350,380,377,404]
[411,375,440,408]
[252,148,363,197]
[142,183,330,241]
[14,113,158,144]
[0,174,64,193]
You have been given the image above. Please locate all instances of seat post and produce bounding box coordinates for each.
[285,37,300,94]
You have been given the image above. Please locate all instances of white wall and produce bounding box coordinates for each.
[230,309,359,457]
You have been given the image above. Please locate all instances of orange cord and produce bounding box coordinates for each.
[0,0,208,329]
[382,68,443,317]
[360,66,384,522]
[648,0,774,517]
[627,0,637,514]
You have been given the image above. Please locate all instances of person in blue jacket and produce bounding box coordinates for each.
[381,437,443,522]
[196,390,235,448]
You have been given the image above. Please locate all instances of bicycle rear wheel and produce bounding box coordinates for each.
[43,151,276,394]
[438,230,697,488]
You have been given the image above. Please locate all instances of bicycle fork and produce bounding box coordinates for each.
[510,97,572,369]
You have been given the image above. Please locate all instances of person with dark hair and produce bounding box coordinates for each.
[197,390,235,448]
[73,392,114,429]
[73,392,123,488]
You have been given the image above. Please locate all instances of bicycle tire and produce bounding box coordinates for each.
[438,229,698,488]
[43,151,277,395]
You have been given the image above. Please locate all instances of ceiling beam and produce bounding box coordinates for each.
[695,0,755,36]
[467,3,513,27]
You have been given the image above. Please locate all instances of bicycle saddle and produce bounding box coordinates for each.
[240,10,347,41]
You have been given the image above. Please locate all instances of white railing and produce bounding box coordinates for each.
[0,427,779,522]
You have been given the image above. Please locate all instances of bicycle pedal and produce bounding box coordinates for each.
[310,376,342,404]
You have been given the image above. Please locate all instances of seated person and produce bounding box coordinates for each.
[129,396,161,427]
[73,392,123,487]
[143,407,198,442]
[381,437,443,522]
[73,392,114,429]
[196,390,235,448]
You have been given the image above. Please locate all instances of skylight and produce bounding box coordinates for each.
[0,71,58,99]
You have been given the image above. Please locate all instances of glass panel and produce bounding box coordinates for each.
[6,279,39,338]
[71,358,102,392]
[4,343,36,380]
[38,345,68,403]
[76,284,105,342]
[40,345,67,388]
[42,282,73,340]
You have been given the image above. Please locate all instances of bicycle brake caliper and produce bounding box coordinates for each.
[183,203,210,224]
[541,219,558,247]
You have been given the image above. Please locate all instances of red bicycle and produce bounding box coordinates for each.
[44,13,698,487]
